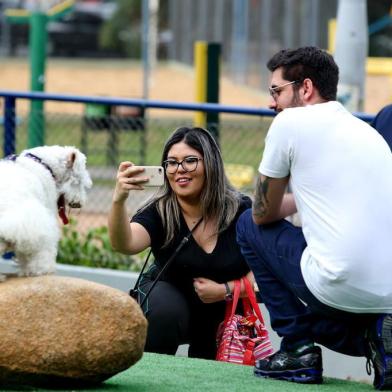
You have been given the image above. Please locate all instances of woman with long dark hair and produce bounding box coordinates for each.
[108,127,252,359]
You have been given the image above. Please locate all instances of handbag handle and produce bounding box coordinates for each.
[242,277,267,326]
[229,279,242,319]
[223,277,266,327]
[222,280,241,324]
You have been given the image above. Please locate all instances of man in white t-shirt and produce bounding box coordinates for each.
[236,46,392,389]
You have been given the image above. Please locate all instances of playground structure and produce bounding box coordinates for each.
[5,0,75,148]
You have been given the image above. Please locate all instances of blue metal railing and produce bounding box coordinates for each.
[0,90,376,156]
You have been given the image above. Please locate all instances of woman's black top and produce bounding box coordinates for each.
[132,195,252,295]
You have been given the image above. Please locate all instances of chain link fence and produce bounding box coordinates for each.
[0,93,376,271]
[1,100,273,232]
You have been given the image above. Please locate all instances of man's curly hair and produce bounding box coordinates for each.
[267,46,339,101]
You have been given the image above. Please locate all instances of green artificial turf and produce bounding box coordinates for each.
[0,353,373,392]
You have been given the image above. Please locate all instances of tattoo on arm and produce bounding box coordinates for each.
[253,176,270,218]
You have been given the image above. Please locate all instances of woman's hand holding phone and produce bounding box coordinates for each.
[113,162,164,203]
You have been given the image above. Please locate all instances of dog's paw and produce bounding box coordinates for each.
[17,271,31,278]
[0,274,7,282]
[18,270,56,278]
[18,271,35,278]
[0,272,18,281]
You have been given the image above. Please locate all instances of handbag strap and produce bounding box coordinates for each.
[241,277,266,326]
[230,279,242,318]
[139,217,203,308]
[222,279,241,324]
[223,277,267,327]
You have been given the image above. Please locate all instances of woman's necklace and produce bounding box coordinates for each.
[180,202,203,228]
[183,211,202,226]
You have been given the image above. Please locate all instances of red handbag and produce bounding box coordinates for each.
[216,277,274,365]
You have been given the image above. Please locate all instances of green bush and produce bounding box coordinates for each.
[57,219,145,272]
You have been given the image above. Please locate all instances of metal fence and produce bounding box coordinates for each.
[1,90,375,233]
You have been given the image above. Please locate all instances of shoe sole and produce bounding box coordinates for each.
[254,367,323,384]
[380,315,392,355]
[373,315,392,390]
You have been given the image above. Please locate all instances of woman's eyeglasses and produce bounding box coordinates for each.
[163,156,203,174]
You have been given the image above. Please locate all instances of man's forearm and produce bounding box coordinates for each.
[252,175,270,220]
[252,174,291,224]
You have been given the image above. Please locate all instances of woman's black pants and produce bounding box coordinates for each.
[138,278,226,360]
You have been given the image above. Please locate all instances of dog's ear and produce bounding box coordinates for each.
[66,152,76,169]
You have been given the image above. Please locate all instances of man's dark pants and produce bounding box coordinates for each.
[236,208,377,356]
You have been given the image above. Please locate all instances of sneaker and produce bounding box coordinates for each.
[367,314,392,390]
[254,345,323,384]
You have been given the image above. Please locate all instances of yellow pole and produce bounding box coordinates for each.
[194,41,207,127]
[328,18,337,54]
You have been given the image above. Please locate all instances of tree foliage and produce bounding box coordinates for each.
[99,0,142,58]
[58,218,146,272]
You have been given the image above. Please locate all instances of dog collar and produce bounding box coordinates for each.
[5,152,56,180]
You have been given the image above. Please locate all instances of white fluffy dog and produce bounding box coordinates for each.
[0,145,92,278]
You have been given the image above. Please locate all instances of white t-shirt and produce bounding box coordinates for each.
[259,101,392,313]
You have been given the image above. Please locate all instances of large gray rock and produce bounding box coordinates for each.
[0,275,147,388]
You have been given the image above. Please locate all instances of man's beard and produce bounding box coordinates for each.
[287,89,303,109]
[276,89,303,113]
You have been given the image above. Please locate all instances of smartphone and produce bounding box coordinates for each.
[135,166,164,187]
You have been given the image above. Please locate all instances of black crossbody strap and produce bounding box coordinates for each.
[132,248,152,291]
[139,217,203,308]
